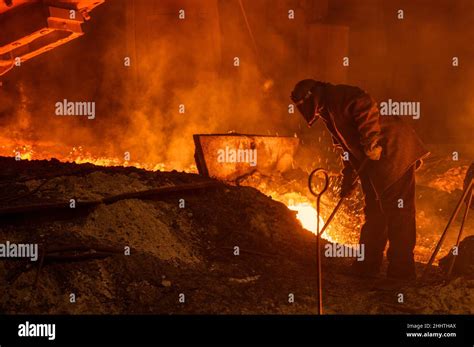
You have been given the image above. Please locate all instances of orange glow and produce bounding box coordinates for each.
[288,202,325,234]
[0,141,197,173]
[0,140,339,244]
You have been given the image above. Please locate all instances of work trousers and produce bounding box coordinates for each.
[358,165,417,279]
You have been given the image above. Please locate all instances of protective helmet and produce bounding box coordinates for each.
[291,79,320,126]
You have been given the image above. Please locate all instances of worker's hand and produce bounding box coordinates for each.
[364,141,382,160]
[340,173,357,198]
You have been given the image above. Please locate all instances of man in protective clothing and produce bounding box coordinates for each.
[291,79,429,280]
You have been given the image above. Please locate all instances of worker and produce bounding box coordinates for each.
[291,79,430,280]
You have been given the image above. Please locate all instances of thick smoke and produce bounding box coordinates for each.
[0,0,302,169]
[0,0,473,169]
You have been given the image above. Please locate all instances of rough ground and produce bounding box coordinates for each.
[0,156,472,314]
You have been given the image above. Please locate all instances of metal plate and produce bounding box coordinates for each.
[193,133,299,181]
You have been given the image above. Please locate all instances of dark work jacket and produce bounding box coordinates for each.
[316,82,430,196]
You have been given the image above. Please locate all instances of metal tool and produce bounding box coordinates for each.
[423,177,473,279]
[447,187,472,277]
[308,168,329,315]
[319,158,369,237]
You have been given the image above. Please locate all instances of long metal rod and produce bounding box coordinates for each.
[319,158,369,236]
[447,185,472,277]
[423,179,473,278]
[316,194,323,314]
[319,198,344,236]
[308,169,329,315]
[308,159,367,314]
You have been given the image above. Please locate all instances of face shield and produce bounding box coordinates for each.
[291,90,320,127]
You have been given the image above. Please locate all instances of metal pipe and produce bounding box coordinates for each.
[447,182,473,277]
[423,179,473,278]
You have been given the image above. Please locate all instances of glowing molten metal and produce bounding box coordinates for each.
[287,201,324,233]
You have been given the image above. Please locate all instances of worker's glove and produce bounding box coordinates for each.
[364,140,382,161]
[340,167,357,198]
